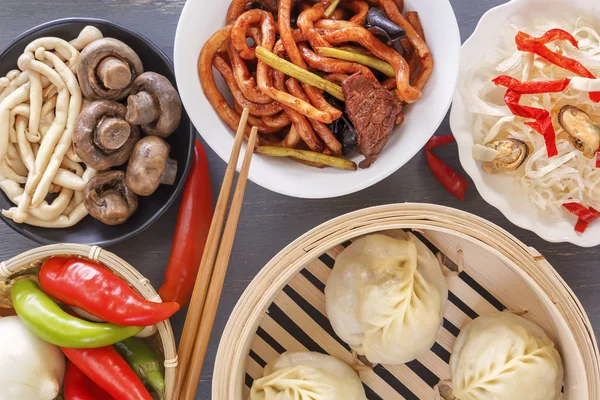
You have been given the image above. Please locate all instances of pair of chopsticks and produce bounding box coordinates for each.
[172,108,257,399]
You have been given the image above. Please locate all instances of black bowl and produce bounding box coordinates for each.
[0,18,194,246]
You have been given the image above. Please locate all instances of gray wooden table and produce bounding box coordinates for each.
[0,0,597,398]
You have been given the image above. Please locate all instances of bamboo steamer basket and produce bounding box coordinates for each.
[0,244,178,400]
[214,203,600,400]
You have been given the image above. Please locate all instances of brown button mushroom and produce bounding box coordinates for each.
[126,136,178,196]
[77,38,144,101]
[73,100,141,170]
[84,170,138,225]
[126,72,182,138]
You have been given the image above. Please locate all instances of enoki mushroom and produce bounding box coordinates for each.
[0,26,104,227]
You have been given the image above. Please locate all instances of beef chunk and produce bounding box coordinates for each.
[342,73,402,168]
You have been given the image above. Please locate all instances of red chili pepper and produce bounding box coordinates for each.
[502,89,558,157]
[562,203,600,233]
[515,29,600,102]
[596,152,600,168]
[62,346,152,400]
[425,135,456,150]
[37,257,179,326]
[492,75,571,94]
[64,361,114,400]
[424,137,468,201]
[159,140,213,307]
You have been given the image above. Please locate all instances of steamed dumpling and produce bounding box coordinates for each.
[249,351,367,400]
[450,312,564,400]
[325,233,448,364]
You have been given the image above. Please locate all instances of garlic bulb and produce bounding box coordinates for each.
[0,316,66,399]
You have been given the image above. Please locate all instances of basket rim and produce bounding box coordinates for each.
[213,203,600,400]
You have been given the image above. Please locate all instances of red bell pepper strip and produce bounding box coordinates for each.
[563,203,600,223]
[517,28,579,48]
[597,152,600,169]
[574,219,589,233]
[425,136,468,201]
[515,29,600,102]
[503,89,548,119]
[501,89,558,157]
[562,203,600,233]
[62,346,152,400]
[159,140,213,307]
[492,75,571,94]
[36,257,179,326]
[64,361,114,400]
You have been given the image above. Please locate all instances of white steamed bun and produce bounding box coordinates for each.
[249,351,367,400]
[325,232,448,364]
[450,312,563,400]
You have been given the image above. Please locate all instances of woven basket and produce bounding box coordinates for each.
[0,244,178,400]
[213,203,600,400]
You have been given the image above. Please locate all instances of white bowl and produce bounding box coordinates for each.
[450,0,600,247]
[174,0,461,198]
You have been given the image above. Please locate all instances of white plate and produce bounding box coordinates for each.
[451,0,600,247]
[174,0,461,198]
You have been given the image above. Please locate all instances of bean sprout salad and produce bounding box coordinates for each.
[462,17,600,232]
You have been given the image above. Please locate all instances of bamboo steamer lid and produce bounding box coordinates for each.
[0,243,178,400]
[213,203,600,400]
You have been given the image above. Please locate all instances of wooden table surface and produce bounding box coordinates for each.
[0,0,597,398]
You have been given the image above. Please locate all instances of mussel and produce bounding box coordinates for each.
[482,138,529,174]
[557,105,600,159]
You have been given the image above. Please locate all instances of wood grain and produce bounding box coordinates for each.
[0,1,598,399]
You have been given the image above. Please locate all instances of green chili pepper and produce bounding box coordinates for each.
[11,279,142,348]
[114,337,166,399]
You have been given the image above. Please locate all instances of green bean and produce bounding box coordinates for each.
[316,47,395,78]
[256,146,357,171]
[324,0,342,17]
[256,46,345,101]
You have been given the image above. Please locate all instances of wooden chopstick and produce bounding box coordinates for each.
[180,125,259,398]
[172,108,256,400]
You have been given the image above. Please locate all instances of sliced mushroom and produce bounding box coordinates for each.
[77,38,143,101]
[482,138,529,174]
[126,72,182,138]
[558,105,600,159]
[126,136,178,196]
[83,170,138,225]
[73,100,141,170]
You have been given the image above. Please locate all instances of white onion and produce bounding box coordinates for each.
[568,77,600,92]
[483,116,515,144]
[135,324,159,338]
[462,17,600,220]
[0,316,65,399]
